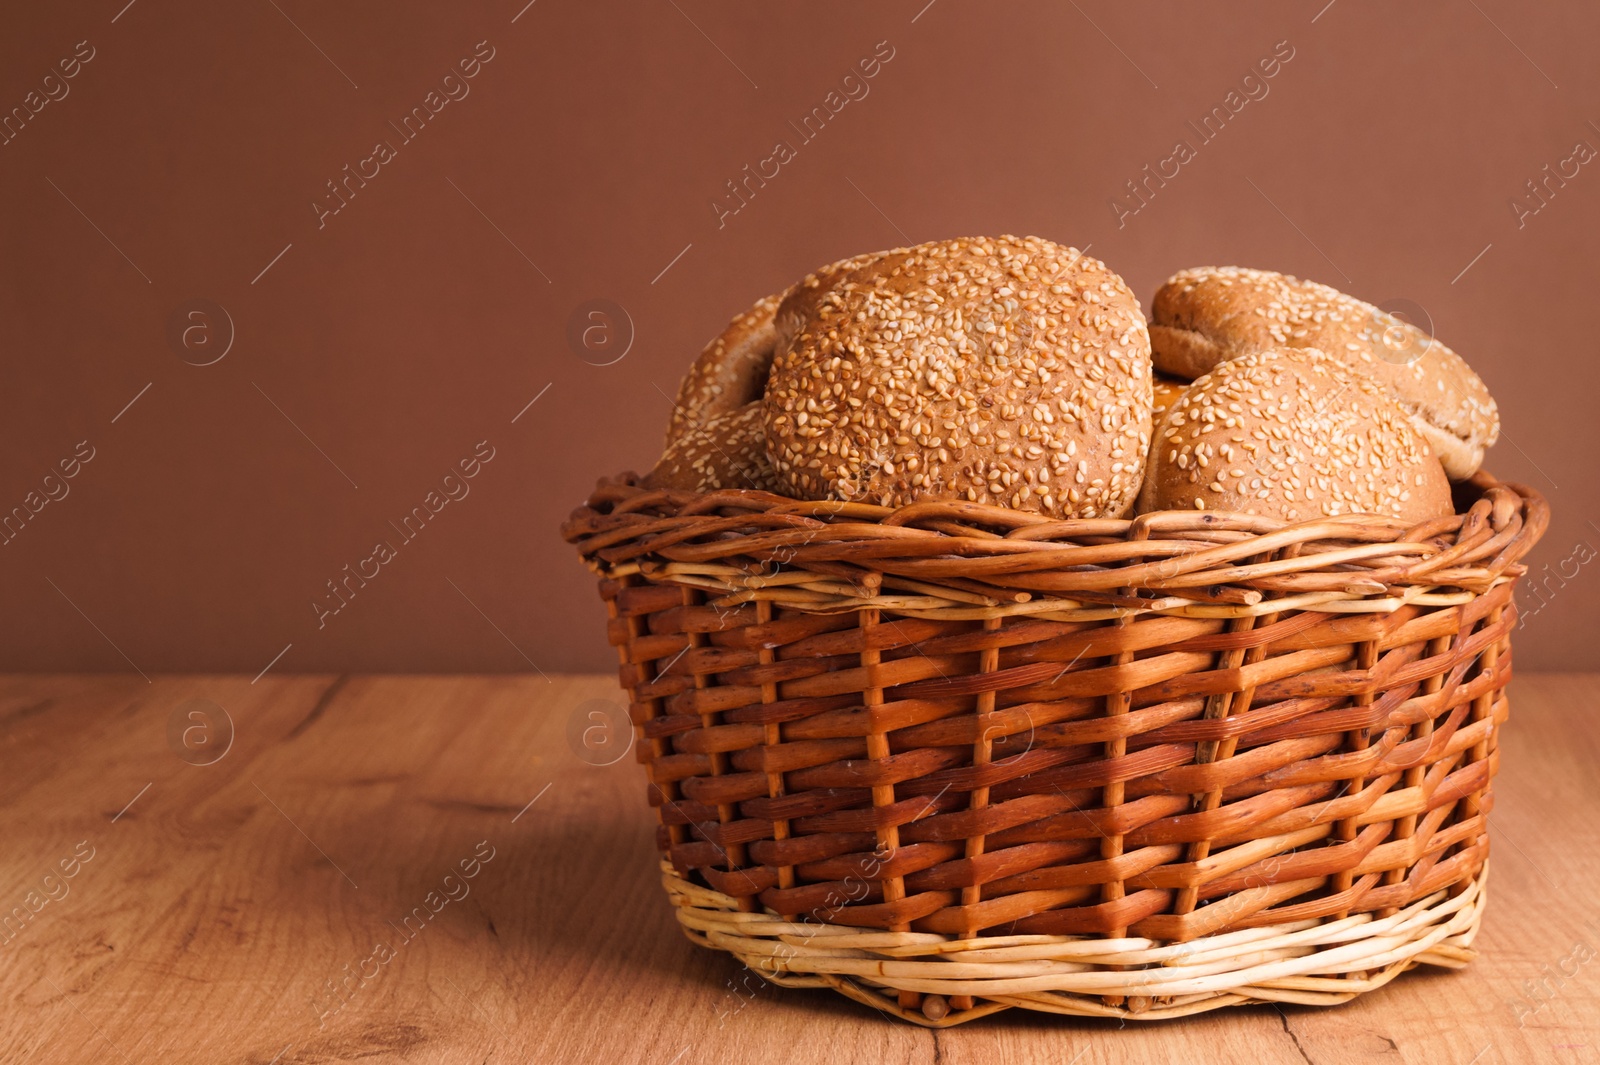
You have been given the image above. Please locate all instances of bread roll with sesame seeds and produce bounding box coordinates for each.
[772,248,900,359]
[645,403,782,494]
[1136,347,1453,523]
[663,292,782,448]
[763,235,1154,519]
[1148,266,1499,479]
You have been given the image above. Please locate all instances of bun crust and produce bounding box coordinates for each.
[1137,347,1453,524]
[664,293,781,447]
[645,403,781,494]
[772,249,898,359]
[764,235,1153,518]
[1149,266,1498,479]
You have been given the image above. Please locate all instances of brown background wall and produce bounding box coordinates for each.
[1,0,1595,677]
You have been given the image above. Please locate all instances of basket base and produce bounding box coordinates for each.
[664,860,1487,1026]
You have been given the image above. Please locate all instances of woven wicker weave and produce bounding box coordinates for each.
[562,471,1546,1025]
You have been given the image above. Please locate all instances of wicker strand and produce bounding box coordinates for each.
[608,575,687,854]
[755,598,796,909]
[684,585,754,910]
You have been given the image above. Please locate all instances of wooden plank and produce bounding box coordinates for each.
[0,673,1594,1063]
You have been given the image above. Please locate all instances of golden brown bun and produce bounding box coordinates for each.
[1149,266,1498,479]
[1151,372,1189,426]
[664,292,781,447]
[1136,347,1453,523]
[772,248,900,359]
[645,403,781,493]
[764,235,1153,518]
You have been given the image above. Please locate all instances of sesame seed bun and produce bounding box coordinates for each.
[645,402,781,494]
[764,235,1153,518]
[772,248,901,359]
[1148,266,1499,480]
[1136,347,1453,523]
[663,292,781,448]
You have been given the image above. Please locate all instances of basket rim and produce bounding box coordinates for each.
[563,470,1547,622]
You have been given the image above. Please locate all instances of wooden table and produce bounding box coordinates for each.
[1,674,1595,1064]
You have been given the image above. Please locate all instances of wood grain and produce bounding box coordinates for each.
[0,673,1594,1064]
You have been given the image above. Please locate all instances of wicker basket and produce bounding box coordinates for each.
[562,470,1546,1026]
